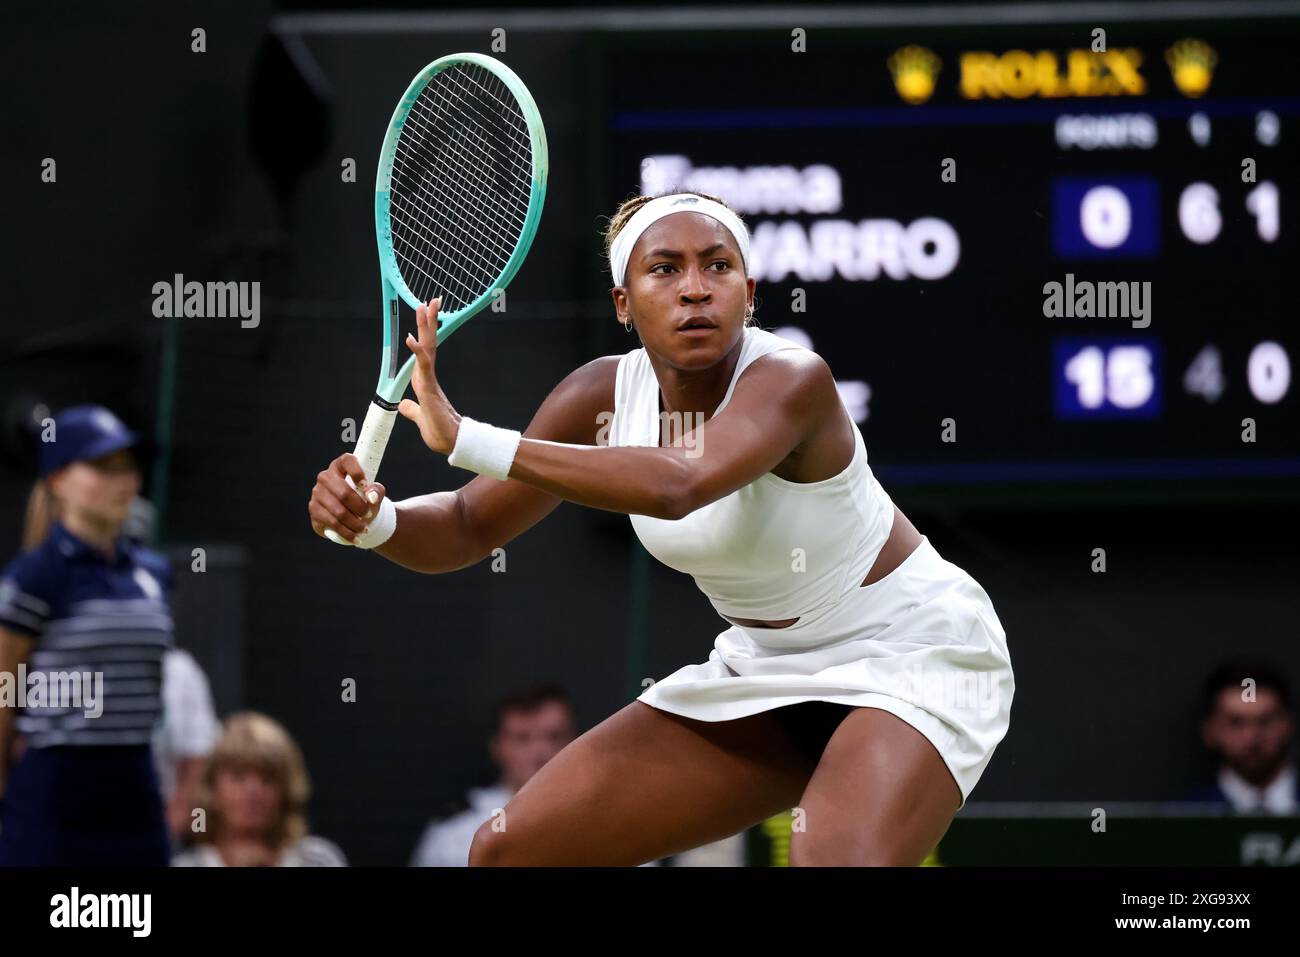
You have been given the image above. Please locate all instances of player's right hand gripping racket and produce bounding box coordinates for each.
[326,52,548,545]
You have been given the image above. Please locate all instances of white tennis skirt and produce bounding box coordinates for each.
[637,536,1014,807]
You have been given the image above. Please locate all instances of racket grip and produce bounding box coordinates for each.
[325,400,398,546]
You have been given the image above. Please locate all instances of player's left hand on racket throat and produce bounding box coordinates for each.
[398,296,463,455]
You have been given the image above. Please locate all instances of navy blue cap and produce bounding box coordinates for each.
[38,405,148,478]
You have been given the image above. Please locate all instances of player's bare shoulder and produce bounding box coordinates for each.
[523,354,621,447]
[727,346,848,479]
[733,346,840,420]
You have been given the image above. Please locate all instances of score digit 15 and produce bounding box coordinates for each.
[1054,338,1161,419]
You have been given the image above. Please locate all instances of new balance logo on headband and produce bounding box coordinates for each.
[609,193,749,286]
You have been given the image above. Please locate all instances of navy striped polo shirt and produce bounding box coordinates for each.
[0,521,174,748]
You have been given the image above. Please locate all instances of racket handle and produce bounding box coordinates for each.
[325,400,399,546]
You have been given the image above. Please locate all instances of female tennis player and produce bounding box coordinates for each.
[308,190,1014,866]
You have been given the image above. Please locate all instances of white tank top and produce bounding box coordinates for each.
[609,325,896,621]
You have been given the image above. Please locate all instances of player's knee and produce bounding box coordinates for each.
[787,836,829,867]
[467,820,511,866]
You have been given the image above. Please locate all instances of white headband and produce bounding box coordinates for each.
[609,193,750,286]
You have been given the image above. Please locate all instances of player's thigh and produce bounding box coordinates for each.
[788,706,962,867]
[469,700,818,866]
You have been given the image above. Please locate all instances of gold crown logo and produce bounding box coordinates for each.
[888,45,942,104]
[1165,38,1217,97]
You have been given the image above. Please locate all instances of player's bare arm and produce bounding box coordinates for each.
[396,297,843,521]
[309,349,619,573]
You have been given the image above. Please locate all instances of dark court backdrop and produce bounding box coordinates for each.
[1,1,1297,864]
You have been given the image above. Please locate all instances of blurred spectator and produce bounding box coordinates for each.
[153,647,220,844]
[1184,659,1297,814]
[172,711,345,866]
[0,405,172,866]
[411,684,575,866]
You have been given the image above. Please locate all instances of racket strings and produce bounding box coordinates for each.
[423,71,533,185]
[388,62,535,311]
[391,95,526,305]
[446,68,535,157]
[406,69,531,248]
[391,132,508,301]
[395,109,523,264]
[408,92,528,233]
[390,138,509,295]
[388,147,512,307]
[388,191,486,305]
[404,89,529,245]
[417,70,533,192]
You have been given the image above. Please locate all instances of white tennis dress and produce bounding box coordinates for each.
[609,325,1014,806]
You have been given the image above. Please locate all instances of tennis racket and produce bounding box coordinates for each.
[326,52,548,545]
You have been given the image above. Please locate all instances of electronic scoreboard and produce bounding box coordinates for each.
[600,7,1300,489]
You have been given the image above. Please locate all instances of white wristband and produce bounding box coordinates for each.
[353,495,397,549]
[447,416,522,481]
